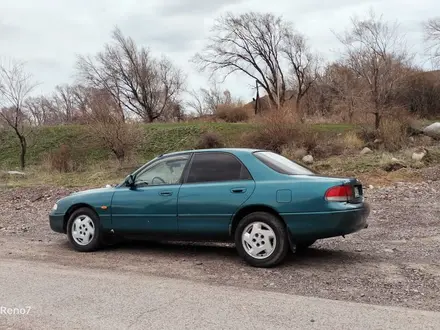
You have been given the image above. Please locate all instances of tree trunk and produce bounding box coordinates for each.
[19,136,27,170]
[374,112,381,130]
[348,99,354,124]
[296,97,304,123]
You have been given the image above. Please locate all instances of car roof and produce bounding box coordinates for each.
[159,148,263,158]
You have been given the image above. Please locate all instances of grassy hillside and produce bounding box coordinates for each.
[0,123,253,169]
[0,122,357,170]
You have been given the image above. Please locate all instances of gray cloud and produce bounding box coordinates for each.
[156,0,244,16]
[0,21,22,41]
[0,0,438,98]
[119,13,202,53]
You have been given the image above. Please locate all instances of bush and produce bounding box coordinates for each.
[358,125,378,144]
[342,131,365,150]
[240,112,319,153]
[378,118,410,152]
[216,105,250,123]
[196,132,224,149]
[49,144,73,173]
[313,141,345,159]
[87,121,142,164]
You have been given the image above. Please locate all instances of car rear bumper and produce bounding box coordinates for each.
[283,202,370,241]
[49,214,65,234]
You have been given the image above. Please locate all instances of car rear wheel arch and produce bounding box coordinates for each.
[63,203,96,233]
[230,205,286,237]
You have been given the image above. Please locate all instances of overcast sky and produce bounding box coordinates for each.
[0,0,438,101]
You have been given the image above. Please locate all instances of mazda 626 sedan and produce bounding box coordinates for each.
[49,148,370,267]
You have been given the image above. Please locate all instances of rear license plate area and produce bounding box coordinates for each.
[354,185,362,198]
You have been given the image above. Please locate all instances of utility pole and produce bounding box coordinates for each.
[254,80,260,115]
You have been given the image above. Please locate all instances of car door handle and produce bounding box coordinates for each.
[159,191,173,196]
[231,188,246,193]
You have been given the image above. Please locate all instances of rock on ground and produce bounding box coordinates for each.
[423,122,440,139]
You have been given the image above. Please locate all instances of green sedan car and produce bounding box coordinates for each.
[49,148,370,267]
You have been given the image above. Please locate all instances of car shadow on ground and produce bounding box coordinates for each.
[95,239,374,267]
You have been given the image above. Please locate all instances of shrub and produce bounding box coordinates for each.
[313,141,345,159]
[87,120,142,164]
[49,144,73,173]
[378,118,410,152]
[240,111,319,153]
[358,125,378,144]
[342,131,365,150]
[196,132,224,149]
[216,105,250,123]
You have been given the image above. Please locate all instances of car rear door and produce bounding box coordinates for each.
[177,152,256,239]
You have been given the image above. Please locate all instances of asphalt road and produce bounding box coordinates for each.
[0,259,439,330]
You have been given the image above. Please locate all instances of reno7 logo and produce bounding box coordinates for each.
[0,306,32,315]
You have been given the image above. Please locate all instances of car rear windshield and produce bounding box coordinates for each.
[253,151,315,175]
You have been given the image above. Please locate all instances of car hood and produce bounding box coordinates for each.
[69,187,118,197]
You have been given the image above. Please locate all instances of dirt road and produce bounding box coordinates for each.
[0,177,440,312]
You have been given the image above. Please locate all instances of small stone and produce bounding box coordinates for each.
[355,249,362,252]
[412,150,427,161]
[360,147,373,155]
[195,261,203,266]
[302,155,314,165]
[368,185,374,190]
[269,282,275,286]
[360,294,365,297]
[310,319,315,323]
[383,249,394,253]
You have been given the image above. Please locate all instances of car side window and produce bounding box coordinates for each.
[135,155,190,187]
[186,152,252,184]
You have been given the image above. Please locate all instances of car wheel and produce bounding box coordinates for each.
[295,240,316,253]
[235,212,289,268]
[66,207,102,252]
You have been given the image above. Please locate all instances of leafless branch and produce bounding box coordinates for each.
[0,60,38,169]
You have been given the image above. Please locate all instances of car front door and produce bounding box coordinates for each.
[111,154,191,235]
[177,152,256,239]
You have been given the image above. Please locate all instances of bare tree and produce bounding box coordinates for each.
[282,31,320,121]
[52,84,79,123]
[0,60,37,169]
[193,12,319,115]
[77,27,185,123]
[337,10,412,129]
[26,96,51,126]
[193,12,289,109]
[323,62,366,122]
[424,18,440,67]
[0,62,36,169]
[85,88,141,163]
[186,81,229,116]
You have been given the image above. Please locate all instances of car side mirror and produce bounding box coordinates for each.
[125,174,136,189]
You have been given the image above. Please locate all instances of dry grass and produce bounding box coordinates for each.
[3,160,136,188]
[342,131,365,150]
[240,110,319,153]
[215,104,251,123]
[378,118,410,152]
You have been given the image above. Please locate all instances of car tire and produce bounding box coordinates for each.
[295,240,316,253]
[66,207,102,252]
[235,212,289,268]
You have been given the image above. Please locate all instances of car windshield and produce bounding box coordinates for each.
[253,151,315,175]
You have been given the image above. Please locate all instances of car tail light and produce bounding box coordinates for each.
[325,185,353,202]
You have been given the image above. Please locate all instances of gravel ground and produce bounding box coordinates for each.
[1,172,440,312]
